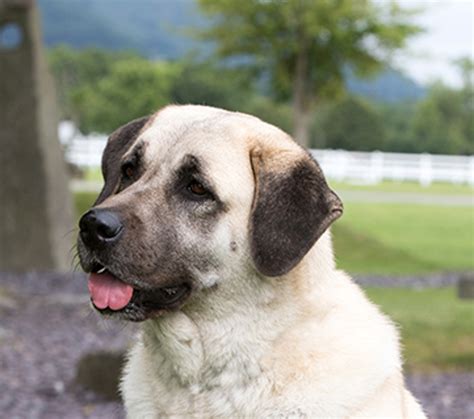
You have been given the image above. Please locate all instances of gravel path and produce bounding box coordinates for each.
[0,272,129,419]
[1,272,473,418]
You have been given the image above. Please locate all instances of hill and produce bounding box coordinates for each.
[38,0,202,59]
[38,0,425,103]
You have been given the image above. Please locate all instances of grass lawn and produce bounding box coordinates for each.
[366,287,474,372]
[75,191,97,218]
[83,167,103,182]
[333,202,474,274]
[330,180,474,196]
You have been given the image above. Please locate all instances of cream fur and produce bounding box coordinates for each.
[119,105,426,418]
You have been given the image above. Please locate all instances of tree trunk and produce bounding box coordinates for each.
[292,47,313,148]
[0,2,73,271]
[292,103,312,148]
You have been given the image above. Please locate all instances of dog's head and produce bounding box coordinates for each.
[77,105,342,321]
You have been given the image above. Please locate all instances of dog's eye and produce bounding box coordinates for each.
[122,163,135,180]
[187,181,208,196]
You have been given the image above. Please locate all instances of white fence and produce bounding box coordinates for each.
[59,121,107,167]
[310,149,474,186]
[60,125,474,186]
[64,135,107,168]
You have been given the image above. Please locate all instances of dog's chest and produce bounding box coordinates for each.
[126,313,276,417]
[167,357,269,417]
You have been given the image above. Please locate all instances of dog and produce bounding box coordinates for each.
[78,105,426,418]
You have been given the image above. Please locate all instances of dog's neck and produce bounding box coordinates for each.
[141,232,337,389]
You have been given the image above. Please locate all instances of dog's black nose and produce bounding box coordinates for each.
[79,209,123,247]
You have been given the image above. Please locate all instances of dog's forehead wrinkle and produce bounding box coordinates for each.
[178,154,202,173]
[175,155,220,192]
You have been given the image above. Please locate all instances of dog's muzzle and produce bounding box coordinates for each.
[78,208,193,321]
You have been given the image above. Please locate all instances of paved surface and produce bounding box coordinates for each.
[354,272,463,288]
[338,190,474,206]
[1,272,473,418]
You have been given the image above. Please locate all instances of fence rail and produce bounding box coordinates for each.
[310,149,474,186]
[61,126,474,186]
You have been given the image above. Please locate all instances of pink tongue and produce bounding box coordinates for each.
[88,272,134,311]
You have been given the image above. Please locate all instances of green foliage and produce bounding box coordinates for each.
[48,46,295,135]
[169,58,252,111]
[411,82,473,155]
[49,46,142,120]
[366,287,474,371]
[241,96,294,135]
[319,96,386,150]
[312,67,474,154]
[72,58,177,133]
[403,57,474,155]
[48,44,471,155]
[169,59,295,133]
[377,101,418,153]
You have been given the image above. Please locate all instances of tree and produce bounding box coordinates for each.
[50,47,204,131]
[454,57,474,148]
[378,101,418,153]
[321,96,386,151]
[197,0,420,146]
[48,46,141,120]
[409,57,473,155]
[71,58,177,133]
[454,57,474,95]
[1,2,73,271]
[411,86,473,155]
[169,58,252,111]
[242,95,294,135]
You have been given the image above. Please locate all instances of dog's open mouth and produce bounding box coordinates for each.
[87,266,191,321]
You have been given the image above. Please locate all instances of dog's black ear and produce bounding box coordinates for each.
[95,116,150,205]
[249,150,343,277]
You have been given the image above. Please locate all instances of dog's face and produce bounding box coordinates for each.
[77,105,342,321]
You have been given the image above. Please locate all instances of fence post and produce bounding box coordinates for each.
[370,151,384,184]
[419,153,433,187]
[336,150,348,182]
[469,156,474,187]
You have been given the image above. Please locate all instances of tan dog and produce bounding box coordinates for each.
[78,105,426,418]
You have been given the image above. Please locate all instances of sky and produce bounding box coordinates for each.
[395,0,473,87]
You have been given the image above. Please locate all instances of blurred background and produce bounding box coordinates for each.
[0,0,473,418]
